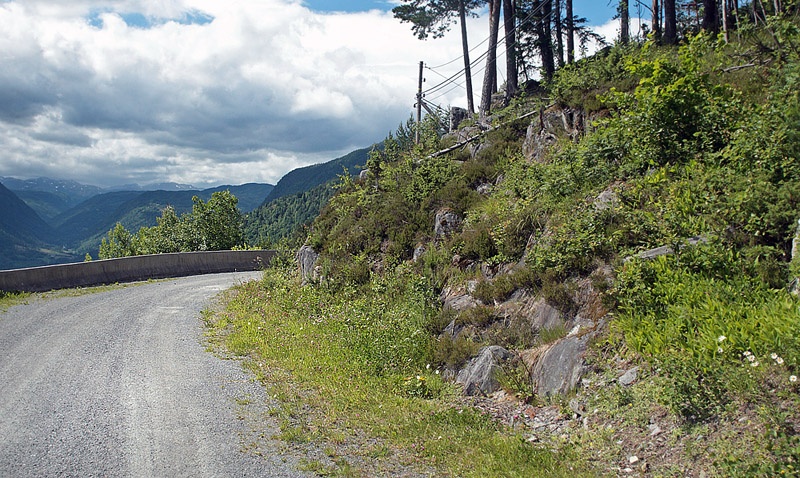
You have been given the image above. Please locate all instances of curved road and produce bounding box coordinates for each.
[0,272,310,477]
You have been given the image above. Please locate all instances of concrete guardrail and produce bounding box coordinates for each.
[0,250,277,293]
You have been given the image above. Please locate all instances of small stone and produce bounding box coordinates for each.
[618,366,640,387]
[628,455,639,465]
[648,424,662,436]
[526,434,539,442]
[623,468,633,474]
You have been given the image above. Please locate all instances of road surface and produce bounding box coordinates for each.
[0,272,310,477]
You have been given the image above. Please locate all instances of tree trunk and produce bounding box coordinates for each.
[652,0,662,42]
[489,0,498,94]
[620,0,630,44]
[664,0,677,44]
[503,0,519,104]
[566,0,574,63]
[703,0,718,33]
[721,0,729,41]
[480,0,502,117]
[554,0,564,67]
[459,0,475,115]
[537,0,555,81]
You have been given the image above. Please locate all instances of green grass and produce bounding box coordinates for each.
[205,269,596,477]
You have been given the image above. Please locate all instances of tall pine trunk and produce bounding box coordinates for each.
[703,0,719,33]
[664,0,677,44]
[554,0,564,67]
[537,0,555,81]
[652,0,662,42]
[503,0,519,103]
[480,0,502,117]
[459,0,475,115]
[566,0,574,63]
[620,0,630,44]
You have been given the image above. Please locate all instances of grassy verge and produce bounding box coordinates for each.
[204,268,595,477]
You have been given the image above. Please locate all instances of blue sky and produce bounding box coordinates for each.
[304,0,619,26]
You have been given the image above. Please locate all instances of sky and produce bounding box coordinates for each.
[0,0,624,189]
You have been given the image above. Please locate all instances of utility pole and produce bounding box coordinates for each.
[416,60,423,145]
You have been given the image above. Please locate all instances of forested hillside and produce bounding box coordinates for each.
[207,2,800,475]
[0,183,79,269]
[262,146,371,203]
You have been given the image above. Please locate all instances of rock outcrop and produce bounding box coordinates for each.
[435,208,461,238]
[296,245,319,284]
[456,345,513,396]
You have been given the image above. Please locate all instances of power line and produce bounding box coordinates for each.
[421,3,553,97]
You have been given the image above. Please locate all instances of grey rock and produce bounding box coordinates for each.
[648,424,662,436]
[450,106,469,132]
[477,182,493,195]
[412,244,426,263]
[440,286,479,312]
[456,346,513,396]
[443,319,465,340]
[569,398,585,416]
[624,235,709,263]
[531,335,589,397]
[296,245,319,284]
[618,366,640,387]
[593,189,619,211]
[435,209,461,238]
[529,300,564,331]
[791,219,800,294]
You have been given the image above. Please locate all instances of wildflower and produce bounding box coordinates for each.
[751,361,759,367]
[718,335,726,343]
[743,351,752,357]
[771,353,778,360]
[717,347,724,353]
[747,355,755,362]
[791,375,797,383]
[777,357,784,365]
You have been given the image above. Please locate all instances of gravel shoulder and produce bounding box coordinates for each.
[0,272,310,477]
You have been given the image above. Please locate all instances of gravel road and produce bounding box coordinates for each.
[0,272,310,477]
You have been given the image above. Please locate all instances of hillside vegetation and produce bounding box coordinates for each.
[206,18,800,478]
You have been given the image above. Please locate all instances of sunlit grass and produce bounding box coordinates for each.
[205,269,594,477]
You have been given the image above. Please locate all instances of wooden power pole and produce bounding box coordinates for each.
[416,60,423,145]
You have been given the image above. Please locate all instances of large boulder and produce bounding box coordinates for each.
[440,285,479,312]
[530,335,590,397]
[791,219,800,294]
[456,346,513,396]
[435,209,461,238]
[296,245,319,284]
[450,106,469,132]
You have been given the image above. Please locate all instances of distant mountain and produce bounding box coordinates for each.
[207,183,274,212]
[0,176,104,200]
[263,146,374,203]
[11,190,76,222]
[0,183,79,270]
[54,183,274,254]
[245,181,335,246]
[242,145,378,246]
[106,182,197,192]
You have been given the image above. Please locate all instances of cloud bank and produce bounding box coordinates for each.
[0,0,617,187]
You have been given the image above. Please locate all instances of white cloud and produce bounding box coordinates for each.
[0,0,620,188]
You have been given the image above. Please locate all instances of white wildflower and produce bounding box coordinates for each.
[751,361,759,367]
[717,347,724,353]
[791,375,798,383]
[718,335,726,343]
[747,355,756,362]
[777,357,784,365]
[771,353,778,360]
